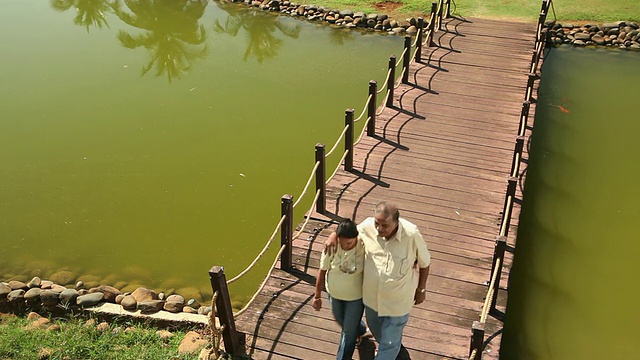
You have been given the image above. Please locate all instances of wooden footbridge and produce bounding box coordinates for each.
[207,1,553,359]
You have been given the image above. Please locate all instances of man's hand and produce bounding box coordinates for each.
[324,231,339,255]
[414,288,426,305]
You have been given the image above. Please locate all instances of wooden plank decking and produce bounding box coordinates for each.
[234,16,537,359]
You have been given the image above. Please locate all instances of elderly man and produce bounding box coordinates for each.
[326,201,431,359]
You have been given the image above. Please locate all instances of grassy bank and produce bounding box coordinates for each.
[0,314,198,360]
[293,0,640,24]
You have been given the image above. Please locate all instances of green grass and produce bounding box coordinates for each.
[0,314,200,360]
[294,0,640,23]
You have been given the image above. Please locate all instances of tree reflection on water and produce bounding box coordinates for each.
[213,0,300,63]
[112,0,209,82]
[48,0,333,80]
[50,0,115,31]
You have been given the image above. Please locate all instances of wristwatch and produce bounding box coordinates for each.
[417,288,426,293]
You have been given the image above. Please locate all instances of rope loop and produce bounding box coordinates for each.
[226,215,286,284]
[325,124,350,157]
[234,244,287,317]
[354,95,372,123]
[292,190,321,241]
[207,291,225,359]
[325,151,349,185]
[377,68,393,93]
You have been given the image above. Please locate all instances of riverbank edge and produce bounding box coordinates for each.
[223,0,640,51]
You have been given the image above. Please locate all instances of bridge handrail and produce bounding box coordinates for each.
[468,1,554,359]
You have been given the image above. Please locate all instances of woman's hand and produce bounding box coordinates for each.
[312,297,322,311]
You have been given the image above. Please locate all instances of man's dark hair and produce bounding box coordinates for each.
[336,219,359,238]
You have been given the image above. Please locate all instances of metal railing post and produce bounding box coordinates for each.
[280,194,293,271]
[367,80,377,136]
[415,18,424,62]
[209,266,245,356]
[344,109,354,171]
[386,56,396,107]
[402,36,411,83]
[315,144,326,213]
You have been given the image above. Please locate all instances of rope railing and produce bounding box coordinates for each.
[397,47,408,66]
[325,124,350,157]
[412,28,422,48]
[226,214,287,285]
[469,349,478,360]
[354,117,371,146]
[326,150,350,185]
[499,196,513,237]
[510,152,521,178]
[233,243,287,317]
[354,94,372,122]
[395,67,407,88]
[376,90,391,115]
[292,161,320,208]
[410,45,420,65]
[480,257,502,323]
[207,291,225,359]
[377,68,394,94]
[292,190,321,240]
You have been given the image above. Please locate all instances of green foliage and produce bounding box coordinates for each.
[0,315,199,360]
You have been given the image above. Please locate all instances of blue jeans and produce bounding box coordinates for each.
[330,297,365,360]
[365,306,409,360]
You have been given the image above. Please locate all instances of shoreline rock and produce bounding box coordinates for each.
[0,276,212,321]
[546,20,640,50]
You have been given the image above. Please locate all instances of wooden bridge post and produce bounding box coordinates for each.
[445,0,451,18]
[540,0,549,15]
[469,321,484,360]
[510,136,525,177]
[524,73,538,103]
[489,236,507,319]
[280,194,293,271]
[344,109,354,171]
[428,3,437,47]
[315,144,326,214]
[386,56,396,107]
[501,178,518,237]
[436,0,445,30]
[209,266,245,356]
[415,18,424,62]
[518,101,531,137]
[402,36,411,83]
[367,80,377,136]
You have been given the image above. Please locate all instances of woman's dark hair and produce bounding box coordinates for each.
[336,219,359,238]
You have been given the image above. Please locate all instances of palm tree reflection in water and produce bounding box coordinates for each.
[50,0,115,31]
[213,0,300,63]
[112,0,209,82]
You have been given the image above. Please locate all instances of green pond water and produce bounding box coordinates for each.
[0,0,403,305]
[500,46,640,359]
